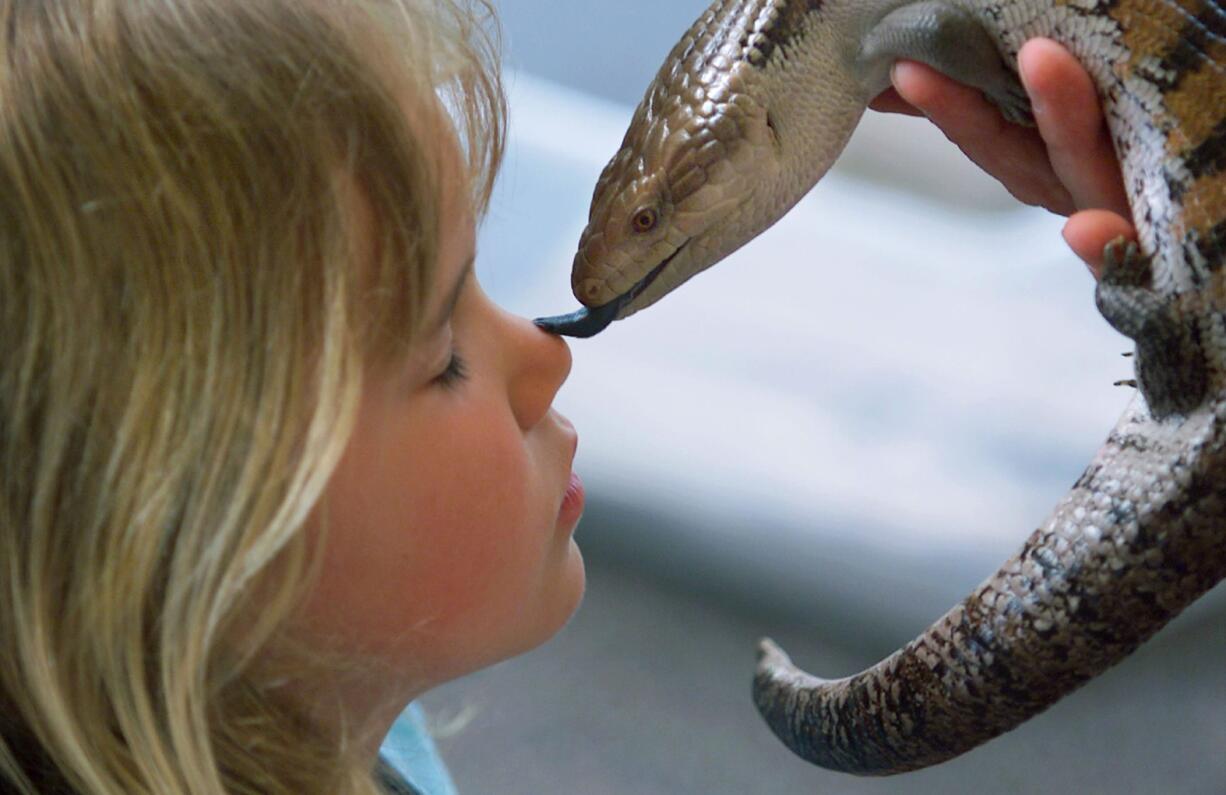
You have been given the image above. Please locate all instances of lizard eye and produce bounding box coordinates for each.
[632,207,658,234]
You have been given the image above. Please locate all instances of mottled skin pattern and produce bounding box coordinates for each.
[533,0,1226,777]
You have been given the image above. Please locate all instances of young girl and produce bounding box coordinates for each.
[1,0,579,792]
[0,0,1129,792]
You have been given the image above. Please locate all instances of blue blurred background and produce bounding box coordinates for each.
[416,2,1226,792]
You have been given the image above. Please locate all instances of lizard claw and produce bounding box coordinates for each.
[1101,236,1149,286]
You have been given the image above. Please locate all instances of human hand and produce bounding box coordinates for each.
[870,38,1134,279]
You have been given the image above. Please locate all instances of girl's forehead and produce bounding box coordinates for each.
[389,77,476,216]
[423,107,473,213]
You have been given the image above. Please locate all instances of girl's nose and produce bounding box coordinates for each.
[499,305,572,430]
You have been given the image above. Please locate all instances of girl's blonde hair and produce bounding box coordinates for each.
[0,1,503,792]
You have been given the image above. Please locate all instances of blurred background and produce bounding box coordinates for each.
[415,2,1226,792]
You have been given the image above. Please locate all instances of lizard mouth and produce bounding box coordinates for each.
[534,241,689,338]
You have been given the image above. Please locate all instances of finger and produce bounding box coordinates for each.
[869,86,926,116]
[891,60,1076,214]
[1062,209,1137,279]
[1019,39,1130,217]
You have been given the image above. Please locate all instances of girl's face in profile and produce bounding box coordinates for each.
[303,139,586,699]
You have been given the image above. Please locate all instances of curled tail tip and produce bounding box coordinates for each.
[756,637,804,683]
[756,637,787,666]
[753,639,795,744]
[755,638,830,692]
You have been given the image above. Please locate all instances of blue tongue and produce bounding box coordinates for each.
[533,295,623,338]
[535,244,684,338]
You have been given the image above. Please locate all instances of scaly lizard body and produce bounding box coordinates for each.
[536,0,1226,776]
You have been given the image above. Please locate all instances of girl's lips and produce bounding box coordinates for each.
[559,470,585,528]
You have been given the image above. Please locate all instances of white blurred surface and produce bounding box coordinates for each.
[479,73,1130,585]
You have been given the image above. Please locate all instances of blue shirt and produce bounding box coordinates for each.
[380,703,458,795]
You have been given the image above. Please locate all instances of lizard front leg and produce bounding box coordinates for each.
[855,1,1033,125]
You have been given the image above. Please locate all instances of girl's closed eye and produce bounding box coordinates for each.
[435,348,469,389]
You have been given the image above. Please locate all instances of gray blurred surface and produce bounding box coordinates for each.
[422,528,1225,795]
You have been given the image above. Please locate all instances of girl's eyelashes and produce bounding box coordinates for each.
[434,349,469,389]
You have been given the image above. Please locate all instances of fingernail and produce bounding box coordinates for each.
[1061,221,1100,279]
[1026,81,1046,118]
[1017,52,1044,117]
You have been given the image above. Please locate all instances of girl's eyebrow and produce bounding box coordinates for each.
[431,254,475,332]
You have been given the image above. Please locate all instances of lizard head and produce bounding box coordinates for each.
[535,64,787,338]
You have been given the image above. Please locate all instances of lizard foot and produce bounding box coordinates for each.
[1095,237,1208,418]
[987,79,1034,127]
[859,1,1032,127]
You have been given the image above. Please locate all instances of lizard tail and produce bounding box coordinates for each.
[753,397,1226,775]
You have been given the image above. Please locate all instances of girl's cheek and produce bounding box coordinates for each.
[401,418,537,625]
